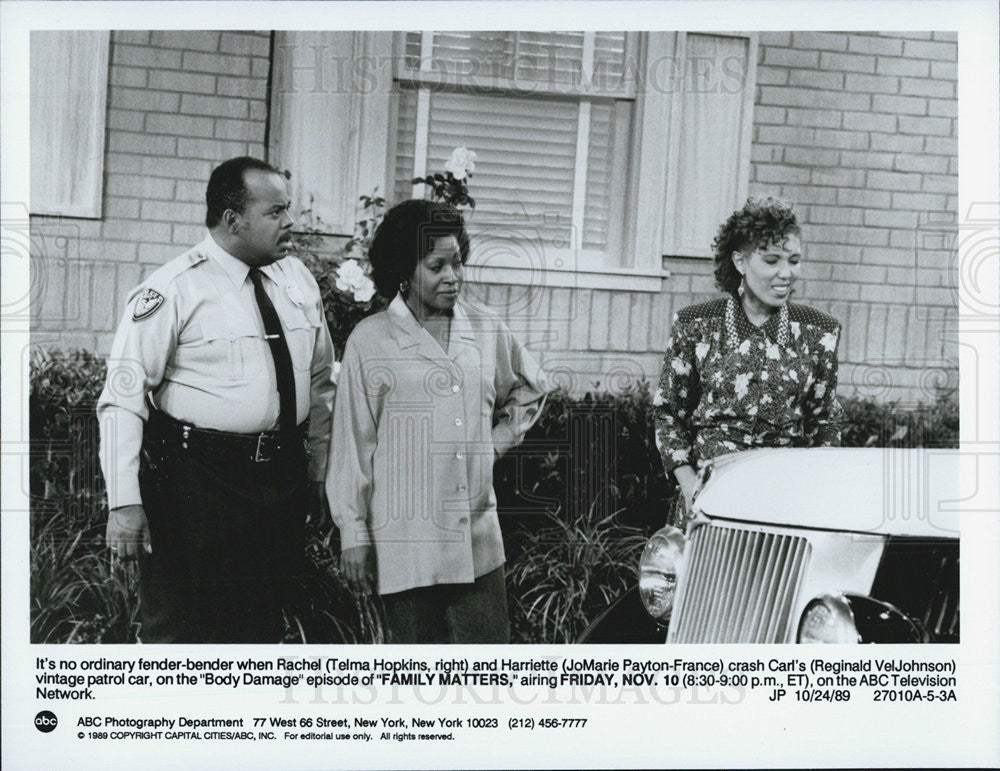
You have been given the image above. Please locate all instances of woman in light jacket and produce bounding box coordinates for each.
[327,199,547,643]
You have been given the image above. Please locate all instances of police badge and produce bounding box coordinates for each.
[132,288,165,321]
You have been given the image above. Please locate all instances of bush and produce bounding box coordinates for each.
[506,503,647,644]
[28,349,140,643]
[495,382,674,546]
[840,391,958,448]
[29,348,959,644]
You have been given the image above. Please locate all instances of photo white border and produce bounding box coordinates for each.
[3,2,998,768]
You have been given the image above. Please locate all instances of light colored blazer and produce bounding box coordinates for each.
[327,295,548,595]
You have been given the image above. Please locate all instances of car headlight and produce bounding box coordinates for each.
[638,526,686,622]
[797,594,860,644]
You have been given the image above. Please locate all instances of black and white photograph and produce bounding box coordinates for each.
[25,27,963,645]
[3,1,998,769]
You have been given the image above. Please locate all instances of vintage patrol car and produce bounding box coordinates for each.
[579,448,960,644]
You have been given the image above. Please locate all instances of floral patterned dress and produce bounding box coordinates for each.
[653,296,843,475]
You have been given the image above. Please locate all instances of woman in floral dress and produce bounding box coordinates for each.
[653,196,843,516]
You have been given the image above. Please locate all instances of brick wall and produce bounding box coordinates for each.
[747,30,958,403]
[30,30,958,404]
[31,30,271,354]
[566,30,959,403]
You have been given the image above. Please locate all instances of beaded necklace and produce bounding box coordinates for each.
[725,296,789,348]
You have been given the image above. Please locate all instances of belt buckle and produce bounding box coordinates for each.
[254,433,270,463]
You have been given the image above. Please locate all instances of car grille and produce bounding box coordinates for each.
[668,524,812,643]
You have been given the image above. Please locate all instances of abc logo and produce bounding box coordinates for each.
[34,710,58,733]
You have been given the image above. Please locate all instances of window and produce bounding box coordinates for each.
[392,32,637,271]
[30,31,110,218]
[269,31,757,287]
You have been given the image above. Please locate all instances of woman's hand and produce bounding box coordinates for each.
[340,545,376,596]
[672,465,699,516]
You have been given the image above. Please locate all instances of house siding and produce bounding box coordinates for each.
[31,30,271,354]
[30,30,958,404]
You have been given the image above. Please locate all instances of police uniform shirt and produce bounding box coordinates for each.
[97,234,336,510]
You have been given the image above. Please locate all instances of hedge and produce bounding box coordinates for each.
[28,348,958,644]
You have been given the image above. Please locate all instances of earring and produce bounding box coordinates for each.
[737,276,746,298]
[398,279,409,296]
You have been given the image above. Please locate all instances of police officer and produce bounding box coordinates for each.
[98,157,336,643]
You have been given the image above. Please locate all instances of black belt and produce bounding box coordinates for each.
[146,407,307,464]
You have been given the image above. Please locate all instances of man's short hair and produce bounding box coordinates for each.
[205,157,282,228]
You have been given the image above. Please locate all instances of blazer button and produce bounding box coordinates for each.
[452,384,460,393]
[459,517,469,525]
[454,418,463,426]
[455,451,464,459]
[457,484,467,492]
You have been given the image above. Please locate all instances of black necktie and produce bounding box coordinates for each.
[249,268,297,434]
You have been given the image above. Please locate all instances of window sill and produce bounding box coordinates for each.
[463,262,670,292]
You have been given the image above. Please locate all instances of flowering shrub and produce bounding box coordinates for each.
[285,200,386,361]
[287,149,477,360]
[411,146,477,209]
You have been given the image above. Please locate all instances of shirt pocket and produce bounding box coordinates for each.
[282,302,323,372]
[175,308,242,380]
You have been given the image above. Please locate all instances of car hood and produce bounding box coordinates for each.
[693,447,960,538]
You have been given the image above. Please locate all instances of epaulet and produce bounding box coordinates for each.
[788,303,840,333]
[129,248,207,297]
[675,297,727,325]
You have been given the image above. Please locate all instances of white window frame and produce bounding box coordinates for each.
[393,31,664,291]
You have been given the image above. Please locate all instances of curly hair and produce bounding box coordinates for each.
[369,199,470,299]
[712,196,801,296]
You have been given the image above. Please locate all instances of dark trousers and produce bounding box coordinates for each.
[137,413,307,644]
[381,566,510,644]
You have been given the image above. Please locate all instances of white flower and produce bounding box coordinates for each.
[671,357,691,375]
[747,404,758,416]
[788,369,798,381]
[336,258,366,290]
[761,370,769,380]
[652,388,664,407]
[336,259,376,302]
[819,331,838,352]
[790,321,801,339]
[351,277,376,303]
[671,449,689,462]
[734,372,751,399]
[814,382,827,399]
[444,146,477,180]
[765,341,780,360]
[738,339,751,355]
[695,342,710,361]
